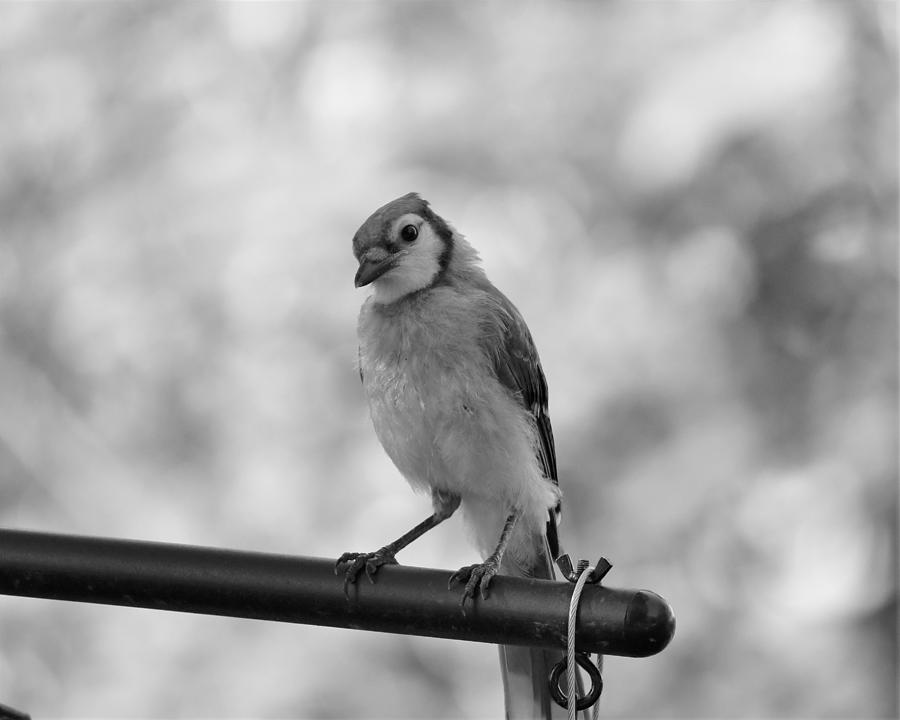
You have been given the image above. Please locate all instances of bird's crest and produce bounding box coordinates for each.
[352,192,453,260]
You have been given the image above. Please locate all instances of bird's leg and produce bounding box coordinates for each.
[450,510,519,603]
[336,490,460,597]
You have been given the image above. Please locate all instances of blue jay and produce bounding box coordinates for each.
[338,193,565,717]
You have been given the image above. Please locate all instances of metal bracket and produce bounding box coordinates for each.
[555,553,613,584]
[548,554,613,713]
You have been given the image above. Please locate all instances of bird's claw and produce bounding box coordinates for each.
[335,549,398,597]
[449,559,500,605]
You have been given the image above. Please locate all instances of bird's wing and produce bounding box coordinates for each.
[479,285,560,561]
[479,286,574,720]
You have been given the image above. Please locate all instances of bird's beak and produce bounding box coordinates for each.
[354,247,397,288]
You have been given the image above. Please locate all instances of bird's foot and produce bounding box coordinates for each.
[335,548,398,597]
[449,557,501,604]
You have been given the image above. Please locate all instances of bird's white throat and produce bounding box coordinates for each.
[372,220,445,305]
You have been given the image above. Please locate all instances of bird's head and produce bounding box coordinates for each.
[352,192,455,305]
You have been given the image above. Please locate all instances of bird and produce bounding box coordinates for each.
[337,192,566,717]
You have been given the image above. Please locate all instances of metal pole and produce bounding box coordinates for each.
[0,528,674,657]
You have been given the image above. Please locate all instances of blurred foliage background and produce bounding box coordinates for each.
[0,2,896,718]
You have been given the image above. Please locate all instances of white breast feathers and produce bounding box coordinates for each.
[357,285,560,565]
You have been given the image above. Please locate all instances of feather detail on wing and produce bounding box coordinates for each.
[478,284,561,564]
[481,291,575,719]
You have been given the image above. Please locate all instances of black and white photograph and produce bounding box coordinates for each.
[0,3,896,718]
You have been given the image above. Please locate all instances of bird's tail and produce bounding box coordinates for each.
[499,534,584,720]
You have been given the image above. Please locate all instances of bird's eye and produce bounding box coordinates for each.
[400,224,418,243]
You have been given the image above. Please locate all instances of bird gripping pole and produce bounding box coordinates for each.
[0,528,674,657]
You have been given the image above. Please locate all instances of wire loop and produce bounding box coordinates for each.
[548,554,611,717]
[548,651,603,711]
